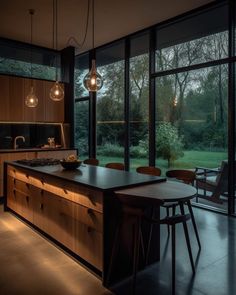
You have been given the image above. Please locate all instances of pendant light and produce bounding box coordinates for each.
[50,0,64,101]
[83,0,103,92]
[25,9,38,108]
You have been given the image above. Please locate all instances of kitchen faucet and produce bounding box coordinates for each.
[13,136,25,149]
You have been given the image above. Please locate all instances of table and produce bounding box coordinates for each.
[107,181,197,285]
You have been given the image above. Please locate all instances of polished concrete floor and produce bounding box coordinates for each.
[0,205,236,295]
[113,206,236,295]
[0,206,112,295]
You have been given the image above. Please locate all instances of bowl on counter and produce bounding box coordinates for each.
[60,160,82,170]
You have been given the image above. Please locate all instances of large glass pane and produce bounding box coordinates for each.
[74,100,89,158]
[155,65,228,211]
[156,4,228,72]
[74,53,89,98]
[130,33,149,171]
[0,39,59,80]
[96,41,125,166]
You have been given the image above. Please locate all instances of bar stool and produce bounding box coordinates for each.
[159,212,195,295]
[166,170,201,250]
[105,162,125,170]
[83,158,99,166]
[107,203,195,295]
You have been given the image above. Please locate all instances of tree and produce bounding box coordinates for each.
[156,122,184,167]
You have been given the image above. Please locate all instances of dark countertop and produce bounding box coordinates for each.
[0,148,77,154]
[6,162,166,191]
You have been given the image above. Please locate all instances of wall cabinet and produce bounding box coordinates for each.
[0,74,64,122]
[0,75,10,121]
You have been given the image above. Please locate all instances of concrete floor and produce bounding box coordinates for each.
[0,205,236,295]
[0,206,112,295]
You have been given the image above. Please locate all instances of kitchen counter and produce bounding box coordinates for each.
[0,148,77,197]
[6,161,165,191]
[4,161,165,287]
[0,148,77,153]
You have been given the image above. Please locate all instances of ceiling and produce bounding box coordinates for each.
[0,0,214,54]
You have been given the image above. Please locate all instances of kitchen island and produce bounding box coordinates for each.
[4,161,165,286]
[0,148,77,196]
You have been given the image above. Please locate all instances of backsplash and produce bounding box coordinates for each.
[0,123,61,149]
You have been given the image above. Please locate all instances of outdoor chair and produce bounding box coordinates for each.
[195,160,228,204]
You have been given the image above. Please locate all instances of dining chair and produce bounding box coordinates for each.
[136,166,174,234]
[146,210,195,295]
[166,169,201,250]
[83,158,99,166]
[107,198,195,295]
[136,166,161,177]
[105,162,125,170]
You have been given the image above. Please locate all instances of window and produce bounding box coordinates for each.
[130,32,149,170]
[96,41,125,166]
[0,38,59,80]
[74,53,90,158]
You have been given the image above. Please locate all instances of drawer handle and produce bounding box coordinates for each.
[13,179,16,185]
[41,189,44,195]
[87,208,94,215]
[63,188,68,194]
[40,203,44,210]
[41,179,44,185]
[87,226,93,233]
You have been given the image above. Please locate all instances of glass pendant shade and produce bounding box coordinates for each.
[83,59,103,92]
[25,86,38,107]
[50,81,64,101]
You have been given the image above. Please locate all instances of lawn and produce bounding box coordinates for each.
[94,150,227,175]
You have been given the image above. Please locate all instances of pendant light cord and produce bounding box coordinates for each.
[53,0,58,80]
[92,0,94,50]
[29,9,34,85]
[66,0,90,49]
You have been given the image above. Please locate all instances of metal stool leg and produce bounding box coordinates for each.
[171,223,176,295]
[179,202,195,273]
[166,207,170,235]
[186,200,201,250]
[132,216,141,295]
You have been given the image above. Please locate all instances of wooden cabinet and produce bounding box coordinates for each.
[9,76,24,121]
[24,78,45,122]
[0,75,10,120]
[44,80,64,123]
[73,202,103,270]
[0,149,76,197]
[0,74,64,122]
[0,151,36,196]
[7,174,33,222]
[6,164,103,271]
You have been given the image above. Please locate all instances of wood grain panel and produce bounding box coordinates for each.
[0,75,10,121]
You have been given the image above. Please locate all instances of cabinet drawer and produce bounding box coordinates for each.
[12,189,33,222]
[73,221,102,271]
[8,166,30,183]
[73,203,103,233]
[14,179,31,195]
[73,185,103,213]
[7,176,16,211]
